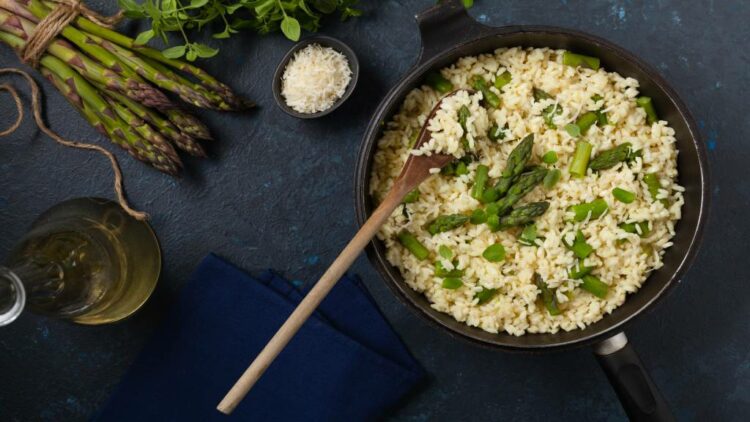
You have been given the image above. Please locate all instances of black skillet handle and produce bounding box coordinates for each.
[594,333,675,422]
[414,0,496,67]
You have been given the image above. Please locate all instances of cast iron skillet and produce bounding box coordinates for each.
[354,1,709,420]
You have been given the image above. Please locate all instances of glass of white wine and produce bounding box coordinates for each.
[0,198,161,326]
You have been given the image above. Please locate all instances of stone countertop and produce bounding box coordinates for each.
[0,0,747,420]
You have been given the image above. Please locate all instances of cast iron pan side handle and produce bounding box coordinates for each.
[594,333,675,422]
[414,0,495,67]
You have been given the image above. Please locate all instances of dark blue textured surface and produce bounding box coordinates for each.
[0,1,748,420]
[96,254,424,421]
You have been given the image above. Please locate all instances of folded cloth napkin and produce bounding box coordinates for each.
[96,254,425,422]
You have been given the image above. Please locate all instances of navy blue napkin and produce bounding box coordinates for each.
[96,254,425,421]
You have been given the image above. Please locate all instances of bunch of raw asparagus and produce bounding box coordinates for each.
[0,0,251,175]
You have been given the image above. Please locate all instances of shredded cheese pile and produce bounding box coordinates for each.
[281,44,352,114]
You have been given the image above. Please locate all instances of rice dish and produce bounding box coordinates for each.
[369,47,684,335]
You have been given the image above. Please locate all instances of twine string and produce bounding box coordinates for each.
[0,68,148,221]
[20,0,124,68]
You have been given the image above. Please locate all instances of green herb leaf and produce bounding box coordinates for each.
[191,43,219,58]
[161,44,187,59]
[134,29,155,45]
[311,0,338,13]
[280,16,301,41]
[124,0,361,60]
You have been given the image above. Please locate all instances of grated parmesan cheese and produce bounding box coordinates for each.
[281,44,352,114]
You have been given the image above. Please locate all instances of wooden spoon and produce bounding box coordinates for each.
[217,91,463,414]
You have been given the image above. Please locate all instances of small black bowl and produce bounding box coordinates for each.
[272,35,359,119]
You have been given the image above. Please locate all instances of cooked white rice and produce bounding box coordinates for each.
[369,47,683,336]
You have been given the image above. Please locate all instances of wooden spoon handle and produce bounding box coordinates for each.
[217,183,408,414]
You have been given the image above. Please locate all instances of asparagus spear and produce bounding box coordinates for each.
[101,94,182,164]
[0,8,175,109]
[64,6,250,109]
[42,54,181,173]
[39,63,181,175]
[22,0,232,111]
[589,143,632,171]
[497,201,550,230]
[494,166,548,216]
[495,134,534,195]
[101,89,206,157]
[164,109,213,141]
[0,16,210,147]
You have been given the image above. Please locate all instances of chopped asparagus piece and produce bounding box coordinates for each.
[581,275,608,298]
[519,224,538,246]
[636,96,658,124]
[612,187,635,204]
[542,151,558,164]
[535,273,561,315]
[563,51,601,70]
[494,70,512,90]
[425,71,453,94]
[570,198,609,222]
[403,189,420,204]
[543,169,561,190]
[442,277,463,289]
[397,232,429,260]
[568,260,594,279]
[620,221,651,237]
[569,141,593,177]
[471,165,490,200]
[438,245,453,260]
[475,287,499,305]
[426,214,470,235]
[471,76,501,108]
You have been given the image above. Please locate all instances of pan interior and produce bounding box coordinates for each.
[356,28,708,351]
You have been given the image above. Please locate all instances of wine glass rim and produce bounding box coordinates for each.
[0,267,26,327]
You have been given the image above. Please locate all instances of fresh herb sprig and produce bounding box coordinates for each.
[119,0,362,61]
